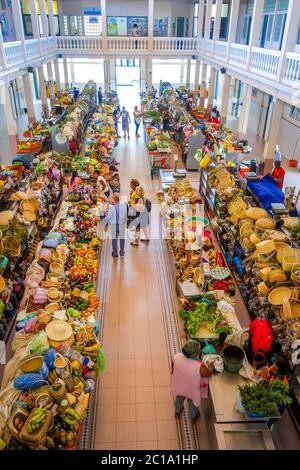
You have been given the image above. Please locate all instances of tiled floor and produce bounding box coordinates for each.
[94,87,180,450]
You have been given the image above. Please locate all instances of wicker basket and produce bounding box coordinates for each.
[281,251,300,272]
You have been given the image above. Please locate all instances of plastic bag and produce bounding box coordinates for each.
[0,346,28,391]
[202,354,224,373]
[39,362,49,380]
[42,238,60,249]
[217,299,235,315]
[29,331,49,356]
[44,348,56,371]
[14,373,44,390]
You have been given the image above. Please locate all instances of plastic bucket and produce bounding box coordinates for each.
[223,345,244,373]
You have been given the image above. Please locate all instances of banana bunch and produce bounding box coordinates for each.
[28,408,47,433]
[81,342,100,361]
[73,381,85,398]
[62,408,81,427]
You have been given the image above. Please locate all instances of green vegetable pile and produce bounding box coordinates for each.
[291,221,300,243]
[239,380,292,416]
[148,143,157,151]
[72,155,87,172]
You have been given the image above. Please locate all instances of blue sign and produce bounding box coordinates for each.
[84,8,101,16]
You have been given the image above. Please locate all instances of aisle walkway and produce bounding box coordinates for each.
[94,113,180,450]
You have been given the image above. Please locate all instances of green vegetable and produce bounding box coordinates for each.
[238,380,292,416]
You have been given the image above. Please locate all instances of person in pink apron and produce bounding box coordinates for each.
[170,339,213,424]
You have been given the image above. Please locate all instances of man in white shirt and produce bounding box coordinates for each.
[132,23,140,49]
[101,193,127,258]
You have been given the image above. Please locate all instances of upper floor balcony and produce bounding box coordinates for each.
[0,35,299,106]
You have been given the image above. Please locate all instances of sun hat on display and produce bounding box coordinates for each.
[9,191,29,201]
[245,207,268,220]
[0,211,14,226]
[45,320,73,342]
[48,288,63,302]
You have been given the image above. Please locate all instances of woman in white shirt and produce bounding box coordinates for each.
[94,170,111,198]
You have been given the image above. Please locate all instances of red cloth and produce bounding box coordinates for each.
[249,319,274,354]
[272,167,285,189]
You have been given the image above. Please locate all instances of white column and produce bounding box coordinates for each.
[148,0,154,50]
[186,59,191,88]
[38,65,49,117]
[140,59,146,90]
[204,0,213,40]
[48,0,56,37]
[207,66,216,114]
[39,0,49,38]
[246,0,264,69]
[54,59,61,95]
[23,72,36,124]
[0,22,7,69]
[104,59,110,93]
[29,0,42,55]
[213,0,223,41]
[147,58,152,90]
[47,62,56,100]
[180,60,184,85]
[70,59,75,85]
[11,0,27,60]
[220,74,231,124]
[101,0,107,49]
[194,60,200,96]
[226,0,240,61]
[263,98,284,167]
[237,83,252,135]
[197,0,205,39]
[276,0,299,81]
[63,58,69,90]
[1,82,19,155]
[199,62,207,106]
[110,59,116,90]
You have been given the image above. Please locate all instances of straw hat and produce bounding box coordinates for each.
[45,303,60,313]
[23,210,37,222]
[48,288,63,302]
[0,211,14,226]
[45,320,73,342]
[246,207,268,220]
[256,239,276,255]
[9,191,29,201]
[255,217,275,230]
[0,275,5,293]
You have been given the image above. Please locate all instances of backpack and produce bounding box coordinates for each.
[145,199,152,213]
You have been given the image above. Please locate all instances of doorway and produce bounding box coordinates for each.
[115,59,141,111]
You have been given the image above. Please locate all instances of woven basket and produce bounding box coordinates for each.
[281,251,300,272]
[291,268,300,284]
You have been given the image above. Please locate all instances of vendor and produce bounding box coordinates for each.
[93,170,111,198]
[271,160,285,189]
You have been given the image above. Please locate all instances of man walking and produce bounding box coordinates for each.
[98,86,103,105]
[101,193,127,258]
[120,106,131,138]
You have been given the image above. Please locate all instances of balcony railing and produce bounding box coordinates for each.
[25,38,40,60]
[4,41,24,67]
[205,39,213,55]
[214,40,227,60]
[228,43,248,66]
[57,36,103,50]
[250,47,280,76]
[109,37,148,50]
[284,52,300,82]
[153,37,197,52]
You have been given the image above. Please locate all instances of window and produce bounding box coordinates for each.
[273,13,284,42]
[64,16,83,36]
[290,106,300,121]
[266,14,274,41]
[193,2,199,37]
[84,15,101,36]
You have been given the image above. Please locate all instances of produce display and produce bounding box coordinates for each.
[0,180,105,450]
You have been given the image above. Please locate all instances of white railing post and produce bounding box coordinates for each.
[148,0,154,50]
[226,0,240,62]
[11,0,27,62]
[246,0,264,70]
[101,0,107,49]
[276,0,299,82]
